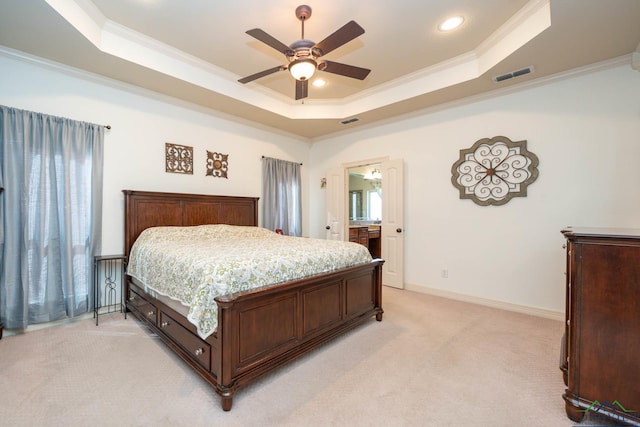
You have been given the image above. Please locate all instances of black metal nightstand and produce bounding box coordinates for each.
[93,255,127,325]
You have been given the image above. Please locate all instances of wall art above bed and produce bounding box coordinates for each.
[165,143,193,174]
[206,150,229,179]
[451,135,539,206]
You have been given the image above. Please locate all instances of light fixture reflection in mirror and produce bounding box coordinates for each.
[363,168,381,180]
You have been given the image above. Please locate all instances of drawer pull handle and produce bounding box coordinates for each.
[194,348,204,356]
[161,321,169,328]
[129,295,135,301]
[147,311,155,317]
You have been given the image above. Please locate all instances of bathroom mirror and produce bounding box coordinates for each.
[348,164,382,224]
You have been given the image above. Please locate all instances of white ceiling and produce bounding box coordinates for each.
[1,0,639,139]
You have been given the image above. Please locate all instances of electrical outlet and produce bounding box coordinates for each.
[442,269,448,278]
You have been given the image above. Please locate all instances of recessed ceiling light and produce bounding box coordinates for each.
[438,16,464,32]
[312,79,326,87]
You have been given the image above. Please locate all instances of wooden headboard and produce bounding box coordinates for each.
[123,190,259,258]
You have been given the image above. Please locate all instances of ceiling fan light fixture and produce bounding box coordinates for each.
[438,16,464,32]
[289,58,317,81]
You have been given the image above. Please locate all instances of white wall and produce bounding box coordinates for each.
[0,51,310,255]
[3,49,639,317]
[308,61,640,315]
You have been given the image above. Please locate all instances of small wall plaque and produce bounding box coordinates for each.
[165,143,193,174]
[451,136,539,206]
[206,151,229,179]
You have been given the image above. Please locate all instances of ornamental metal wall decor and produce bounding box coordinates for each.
[165,143,193,174]
[451,136,539,206]
[206,150,229,179]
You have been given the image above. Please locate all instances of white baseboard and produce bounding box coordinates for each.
[403,283,564,322]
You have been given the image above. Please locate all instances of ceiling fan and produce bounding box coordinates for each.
[238,5,371,100]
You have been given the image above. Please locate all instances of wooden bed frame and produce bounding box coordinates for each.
[123,190,384,411]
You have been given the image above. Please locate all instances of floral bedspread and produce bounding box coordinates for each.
[126,224,373,339]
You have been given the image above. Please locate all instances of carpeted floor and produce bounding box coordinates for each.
[0,288,606,426]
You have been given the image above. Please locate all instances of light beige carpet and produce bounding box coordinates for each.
[0,288,599,426]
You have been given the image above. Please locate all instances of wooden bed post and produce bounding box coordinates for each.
[215,296,236,411]
[374,259,384,321]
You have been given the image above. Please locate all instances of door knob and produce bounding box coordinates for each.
[396,228,402,233]
[326,225,330,230]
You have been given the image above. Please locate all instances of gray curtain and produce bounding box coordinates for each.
[262,157,301,236]
[0,105,104,329]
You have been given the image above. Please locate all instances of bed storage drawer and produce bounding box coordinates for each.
[127,286,157,325]
[159,311,211,371]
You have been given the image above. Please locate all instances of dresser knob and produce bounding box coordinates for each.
[161,321,169,328]
[147,311,154,317]
[194,348,204,356]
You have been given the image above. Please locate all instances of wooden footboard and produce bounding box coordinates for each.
[215,259,383,410]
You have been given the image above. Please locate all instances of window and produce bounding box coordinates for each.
[262,157,302,236]
[0,106,104,328]
[368,190,382,221]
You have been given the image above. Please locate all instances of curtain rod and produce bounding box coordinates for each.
[261,155,302,166]
[3,104,112,130]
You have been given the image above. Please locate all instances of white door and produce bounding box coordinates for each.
[325,168,346,240]
[381,159,404,289]
[325,160,404,288]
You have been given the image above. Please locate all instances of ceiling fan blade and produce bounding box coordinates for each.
[321,61,371,80]
[295,79,308,100]
[245,29,292,55]
[313,21,365,57]
[238,65,285,84]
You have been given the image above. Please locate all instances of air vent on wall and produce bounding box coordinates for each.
[492,66,534,83]
[340,117,360,125]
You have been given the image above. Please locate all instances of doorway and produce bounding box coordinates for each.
[325,158,404,289]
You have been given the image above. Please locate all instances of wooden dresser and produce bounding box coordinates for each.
[561,228,640,425]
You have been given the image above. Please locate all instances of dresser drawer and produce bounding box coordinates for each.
[127,286,157,325]
[159,311,211,371]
